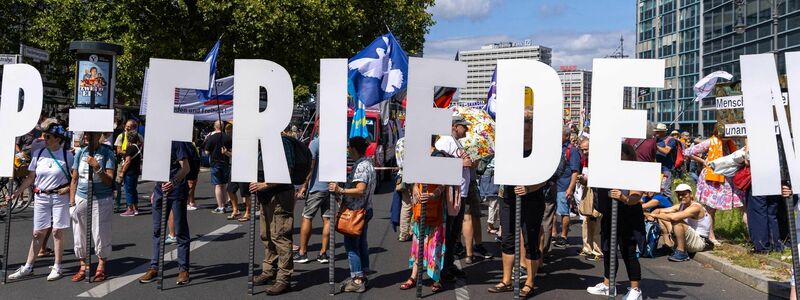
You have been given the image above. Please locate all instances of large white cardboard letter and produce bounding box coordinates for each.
[318,59,347,182]
[588,59,664,191]
[403,57,466,185]
[0,64,43,177]
[141,59,209,181]
[494,59,563,185]
[741,53,800,195]
[230,60,293,183]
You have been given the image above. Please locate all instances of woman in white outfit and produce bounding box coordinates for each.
[69,132,116,282]
[7,120,74,281]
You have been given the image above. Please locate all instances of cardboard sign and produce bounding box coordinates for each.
[724,122,779,137]
[318,59,347,182]
[494,59,562,186]
[0,64,42,177]
[230,60,293,183]
[716,95,745,110]
[587,59,664,192]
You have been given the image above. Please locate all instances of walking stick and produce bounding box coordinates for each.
[85,132,96,283]
[157,187,169,290]
[514,194,521,300]
[608,195,619,300]
[415,185,426,299]
[248,193,256,295]
[785,196,800,300]
[2,179,13,284]
[329,190,336,295]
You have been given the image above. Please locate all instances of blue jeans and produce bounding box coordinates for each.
[124,174,139,206]
[343,208,373,278]
[151,194,190,271]
[746,189,783,252]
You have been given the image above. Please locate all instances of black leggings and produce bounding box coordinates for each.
[444,203,465,269]
[601,219,642,281]
[500,196,545,260]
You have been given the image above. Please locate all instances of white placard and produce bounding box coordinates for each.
[318,59,347,182]
[403,57,466,186]
[741,53,800,196]
[141,58,209,182]
[587,58,664,192]
[68,109,114,132]
[230,60,293,183]
[724,122,779,137]
[0,64,43,177]
[716,95,745,110]
[494,59,563,186]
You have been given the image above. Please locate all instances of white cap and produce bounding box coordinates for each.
[675,183,692,193]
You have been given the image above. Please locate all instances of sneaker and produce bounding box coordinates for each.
[186,204,198,211]
[668,250,691,262]
[474,244,493,259]
[342,277,367,293]
[553,237,568,248]
[586,282,613,296]
[120,209,136,217]
[623,287,643,300]
[133,209,139,216]
[211,207,225,214]
[8,265,33,280]
[317,253,330,264]
[165,235,177,245]
[293,252,309,263]
[585,254,602,261]
[47,266,63,281]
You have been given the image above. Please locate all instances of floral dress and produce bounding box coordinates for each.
[408,184,446,282]
[684,138,745,210]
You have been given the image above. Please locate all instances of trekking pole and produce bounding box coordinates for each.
[785,196,800,300]
[157,188,169,291]
[329,190,336,295]
[2,179,13,284]
[85,132,96,282]
[514,194,521,300]
[415,185,426,299]
[248,193,256,295]
[608,195,619,300]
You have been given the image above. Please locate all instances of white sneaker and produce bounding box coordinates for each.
[587,282,614,296]
[46,266,62,281]
[623,287,643,300]
[8,266,33,280]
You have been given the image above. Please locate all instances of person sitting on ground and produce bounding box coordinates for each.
[640,191,672,213]
[648,184,714,262]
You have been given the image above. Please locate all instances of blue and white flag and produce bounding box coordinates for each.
[350,100,369,138]
[693,70,732,102]
[484,67,497,118]
[348,33,408,107]
[200,39,221,99]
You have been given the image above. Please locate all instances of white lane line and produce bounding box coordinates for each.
[77,224,241,298]
[454,260,470,300]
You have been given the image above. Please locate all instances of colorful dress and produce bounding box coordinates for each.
[408,184,446,282]
[684,137,744,210]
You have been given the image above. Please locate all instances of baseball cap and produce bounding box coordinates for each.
[452,115,469,127]
[655,123,667,131]
[675,184,692,193]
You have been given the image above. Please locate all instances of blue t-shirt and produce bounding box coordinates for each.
[557,142,582,192]
[72,145,116,199]
[642,194,673,212]
[656,137,678,171]
[308,138,329,193]
[153,142,191,199]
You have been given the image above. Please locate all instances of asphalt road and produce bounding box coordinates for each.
[0,171,781,299]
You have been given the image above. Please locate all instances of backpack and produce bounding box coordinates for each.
[553,143,574,180]
[475,154,494,176]
[641,220,662,258]
[282,135,312,185]
[666,137,685,169]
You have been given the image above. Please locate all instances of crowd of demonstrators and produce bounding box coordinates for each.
[203,120,232,214]
[294,131,332,264]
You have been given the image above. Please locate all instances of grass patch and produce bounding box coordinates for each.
[713,246,764,269]
[670,173,749,244]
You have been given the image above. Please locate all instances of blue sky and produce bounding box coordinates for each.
[423,0,637,70]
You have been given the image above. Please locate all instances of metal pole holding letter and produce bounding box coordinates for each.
[415,185,426,299]
[784,195,800,300]
[2,179,13,284]
[514,195,521,300]
[157,188,169,291]
[84,92,97,283]
[329,190,336,296]
[608,196,619,300]
[248,193,256,295]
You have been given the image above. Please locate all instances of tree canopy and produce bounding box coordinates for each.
[0,0,435,105]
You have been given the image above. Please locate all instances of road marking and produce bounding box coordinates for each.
[77,224,241,298]
[454,260,470,300]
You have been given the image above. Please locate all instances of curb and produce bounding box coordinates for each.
[693,251,790,299]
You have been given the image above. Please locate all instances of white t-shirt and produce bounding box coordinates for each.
[28,147,74,191]
[435,136,470,198]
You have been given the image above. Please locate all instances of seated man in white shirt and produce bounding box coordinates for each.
[647,184,713,262]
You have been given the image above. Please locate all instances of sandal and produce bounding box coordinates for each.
[520,284,535,298]
[399,277,416,290]
[488,281,514,293]
[430,282,442,293]
[71,269,86,282]
[93,270,107,283]
[238,215,250,222]
[226,213,241,220]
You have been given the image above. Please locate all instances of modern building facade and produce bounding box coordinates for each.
[558,66,592,126]
[636,0,800,136]
[457,41,552,103]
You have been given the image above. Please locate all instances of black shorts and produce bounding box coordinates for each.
[227,182,251,197]
[186,160,200,181]
[500,193,546,260]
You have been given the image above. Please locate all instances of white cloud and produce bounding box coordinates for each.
[428,0,500,20]
[423,30,636,70]
[537,3,567,17]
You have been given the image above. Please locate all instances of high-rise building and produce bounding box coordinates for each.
[558,66,592,126]
[457,41,552,103]
[636,0,800,136]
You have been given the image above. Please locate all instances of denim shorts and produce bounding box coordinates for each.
[210,163,230,185]
[556,191,570,216]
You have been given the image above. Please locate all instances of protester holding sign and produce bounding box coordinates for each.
[69,132,116,282]
[682,126,743,244]
[7,119,74,281]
